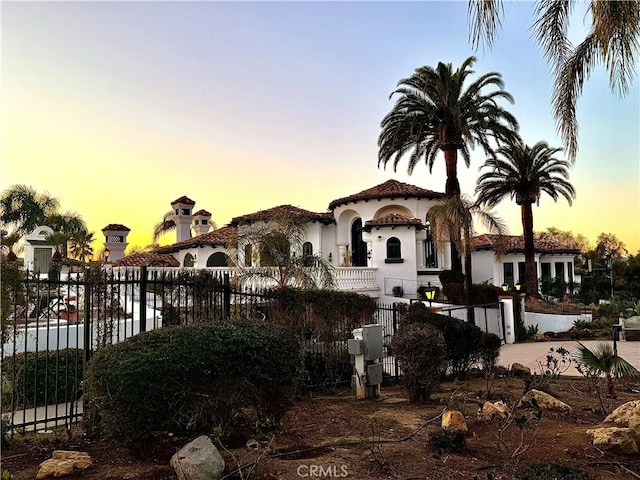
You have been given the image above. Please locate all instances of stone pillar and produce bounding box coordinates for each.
[499,296,516,344]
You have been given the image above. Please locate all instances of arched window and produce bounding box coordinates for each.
[244,244,253,267]
[424,221,438,268]
[206,252,228,267]
[183,253,194,267]
[302,242,313,267]
[386,237,402,263]
[351,218,367,266]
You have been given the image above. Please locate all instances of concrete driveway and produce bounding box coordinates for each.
[498,339,640,376]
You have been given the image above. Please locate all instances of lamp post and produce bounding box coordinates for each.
[424,282,437,307]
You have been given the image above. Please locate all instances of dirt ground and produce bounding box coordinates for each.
[2,376,640,480]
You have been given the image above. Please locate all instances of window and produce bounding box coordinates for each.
[181,208,190,215]
[386,237,402,263]
[541,262,551,279]
[503,262,514,288]
[351,219,367,266]
[555,262,565,280]
[206,252,228,267]
[200,219,208,225]
[183,253,194,267]
[244,245,253,267]
[518,262,526,284]
[302,242,313,266]
[424,221,437,268]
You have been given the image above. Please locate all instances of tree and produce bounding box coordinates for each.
[69,230,95,262]
[378,56,518,271]
[595,232,628,260]
[0,185,60,237]
[535,227,591,269]
[427,195,507,306]
[475,138,575,297]
[226,213,336,290]
[468,0,640,161]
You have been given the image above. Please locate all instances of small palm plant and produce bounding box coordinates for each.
[573,341,639,413]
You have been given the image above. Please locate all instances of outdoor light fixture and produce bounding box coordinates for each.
[367,250,372,260]
[424,282,437,307]
[501,282,508,292]
[515,283,522,292]
[328,252,332,262]
[104,248,110,262]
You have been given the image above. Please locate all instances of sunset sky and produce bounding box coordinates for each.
[2,1,639,254]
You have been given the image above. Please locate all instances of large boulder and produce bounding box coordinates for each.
[518,389,572,413]
[511,363,531,377]
[170,435,225,480]
[36,451,92,479]
[604,400,640,435]
[587,427,638,455]
[481,401,510,420]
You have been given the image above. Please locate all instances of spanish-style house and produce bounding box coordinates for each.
[111,179,581,298]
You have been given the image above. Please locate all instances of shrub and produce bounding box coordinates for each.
[428,429,466,453]
[439,269,465,287]
[515,460,593,480]
[84,322,301,445]
[304,351,352,393]
[2,348,82,409]
[400,302,485,378]
[391,322,445,403]
[443,282,502,305]
[596,302,619,320]
[478,333,502,374]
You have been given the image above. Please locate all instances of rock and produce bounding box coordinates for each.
[442,410,468,433]
[170,435,225,480]
[518,389,572,413]
[481,401,510,420]
[604,400,640,436]
[587,427,639,455]
[36,450,92,479]
[511,362,531,377]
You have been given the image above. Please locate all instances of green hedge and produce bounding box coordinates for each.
[84,321,301,444]
[2,348,83,410]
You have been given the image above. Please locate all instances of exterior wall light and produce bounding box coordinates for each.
[501,282,508,292]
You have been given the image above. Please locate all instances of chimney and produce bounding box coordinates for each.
[192,209,212,236]
[170,196,196,243]
[101,224,131,262]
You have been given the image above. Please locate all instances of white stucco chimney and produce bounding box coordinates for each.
[192,209,212,236]
[102,224,130,262]
[170,196,196,243]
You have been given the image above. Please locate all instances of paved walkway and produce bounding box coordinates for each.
[498,339,640,376]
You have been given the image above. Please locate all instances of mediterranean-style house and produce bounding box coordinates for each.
[108,179,581,298]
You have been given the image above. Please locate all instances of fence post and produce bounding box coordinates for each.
[392,303,399,384]
[223,273,231,320]
[83,281,92,365]
[139,266,147,332]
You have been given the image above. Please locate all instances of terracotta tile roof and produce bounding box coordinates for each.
[329,180,445,210]
[363,213,424,231]
[113,252,180,267]
[102,224,130,232]
[193,209,211,217]
[154,225,238,253]
[472,234,581,254]
[229,205,334,226]
[171,196,196,206]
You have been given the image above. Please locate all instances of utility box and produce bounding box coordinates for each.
[347,338,363,355]
[367,363,383,385]
[362,324,383,361]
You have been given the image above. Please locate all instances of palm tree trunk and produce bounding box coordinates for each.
[444,148,463,273]
[464,230,475,324]
[521,202,539,297]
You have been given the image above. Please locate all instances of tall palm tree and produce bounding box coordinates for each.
[427,195,507,307]
[378,56,518,271]
[468,0,640,161]
[475,138,576,297]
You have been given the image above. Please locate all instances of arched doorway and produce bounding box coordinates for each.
[351,219,367,267]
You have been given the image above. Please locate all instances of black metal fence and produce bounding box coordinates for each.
[1,267,393,433]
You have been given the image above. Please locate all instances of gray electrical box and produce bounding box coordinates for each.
[347,338,363,355]
[367,363,383,385]
[362,324,383,361]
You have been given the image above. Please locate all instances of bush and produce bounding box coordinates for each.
[427,429,466,453]
[515,460,593,480]
[443,282,503,305]
[304,351,352,393]
[2,348,83,409]
[391,322,445,403]
[400,302,485,378]
[84,322,301,445]
[478,333,502,374]
[596,302,619,320]
[439,270,465,288]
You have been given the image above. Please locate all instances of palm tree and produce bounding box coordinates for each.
[227,213,336,290]
[475,139,576,297]
[427,195,507,307]
[468,0,640,161]
[378,56,518,270]
[574,342,639,410]
[69,230,95,262]
[0,184,60,237]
